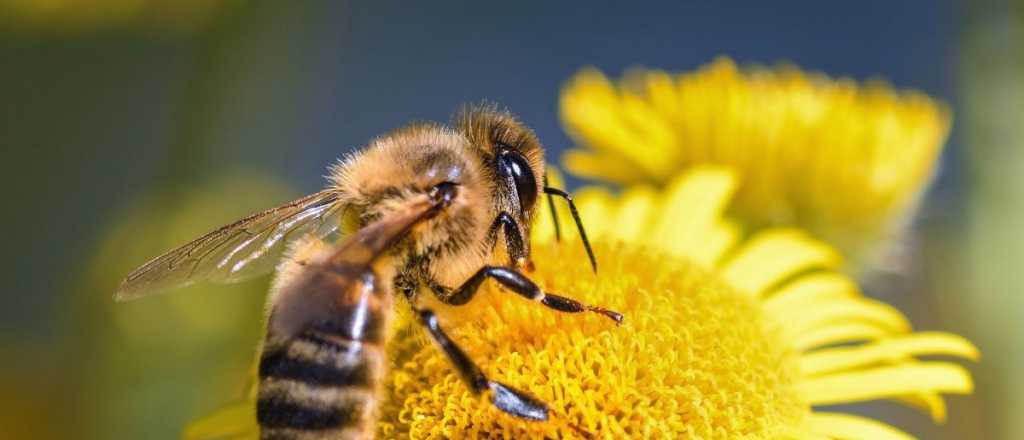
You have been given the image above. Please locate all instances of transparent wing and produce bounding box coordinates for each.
[116,190,347,300]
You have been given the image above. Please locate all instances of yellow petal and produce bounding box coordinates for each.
[640,69,682,122]
[183,400,257,440]
[652,167,737,259]
[532,166,568,243]
[804,412,914,440]
[764,281,860,320]
[684,220,742,268]
[564,150,647,185]
[798,362,973,405]
[617,92,680,180]
[607,185,658,243]
[561,69,664,180]
[891,392,947,423]
[799,332,979,377]
[721,229,842,297]
[780,298,910,336]
[791,322,891,351]
[763,272,858,309]
[572,187,618,241]
[790,430,833,440]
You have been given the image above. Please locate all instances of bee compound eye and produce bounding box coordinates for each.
[497,151,537,211]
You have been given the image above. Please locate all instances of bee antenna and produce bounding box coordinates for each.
[543,172,562,242]
[543,186,597,273]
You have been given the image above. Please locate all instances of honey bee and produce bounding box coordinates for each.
[116,104,622,439]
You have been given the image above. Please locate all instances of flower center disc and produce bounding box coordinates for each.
[378,242,805,439]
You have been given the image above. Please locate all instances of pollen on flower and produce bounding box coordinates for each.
[378,242,806,439]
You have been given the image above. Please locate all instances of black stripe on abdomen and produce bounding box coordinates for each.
[257,331,382,435]
[257,395,358,430]
[258,336,373,388]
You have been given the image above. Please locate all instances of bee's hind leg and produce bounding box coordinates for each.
[413,308,549,421]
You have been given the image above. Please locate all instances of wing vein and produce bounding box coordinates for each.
[116,190,346,300]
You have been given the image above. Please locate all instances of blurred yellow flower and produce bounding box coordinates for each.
[560,58,951,269]
[187,168,975,439]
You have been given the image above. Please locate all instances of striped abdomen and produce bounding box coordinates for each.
[257,289,390,439]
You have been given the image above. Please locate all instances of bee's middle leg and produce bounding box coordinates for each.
[413,307,549,421]
[433,266,622,324]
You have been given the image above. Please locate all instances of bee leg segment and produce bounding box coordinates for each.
[415,309,549,421]
[442,266,623,324]
[490,212,529,268]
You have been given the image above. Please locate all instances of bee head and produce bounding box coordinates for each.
[455,103,545,223]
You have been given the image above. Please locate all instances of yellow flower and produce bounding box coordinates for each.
[560,58,951,269]
[187,168,976,439]
[185,58,968,439]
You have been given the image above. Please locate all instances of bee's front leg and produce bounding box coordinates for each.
[488,212,530,269]
[432,266,623,324]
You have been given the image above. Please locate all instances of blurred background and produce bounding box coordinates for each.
[0,1,1018,438]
